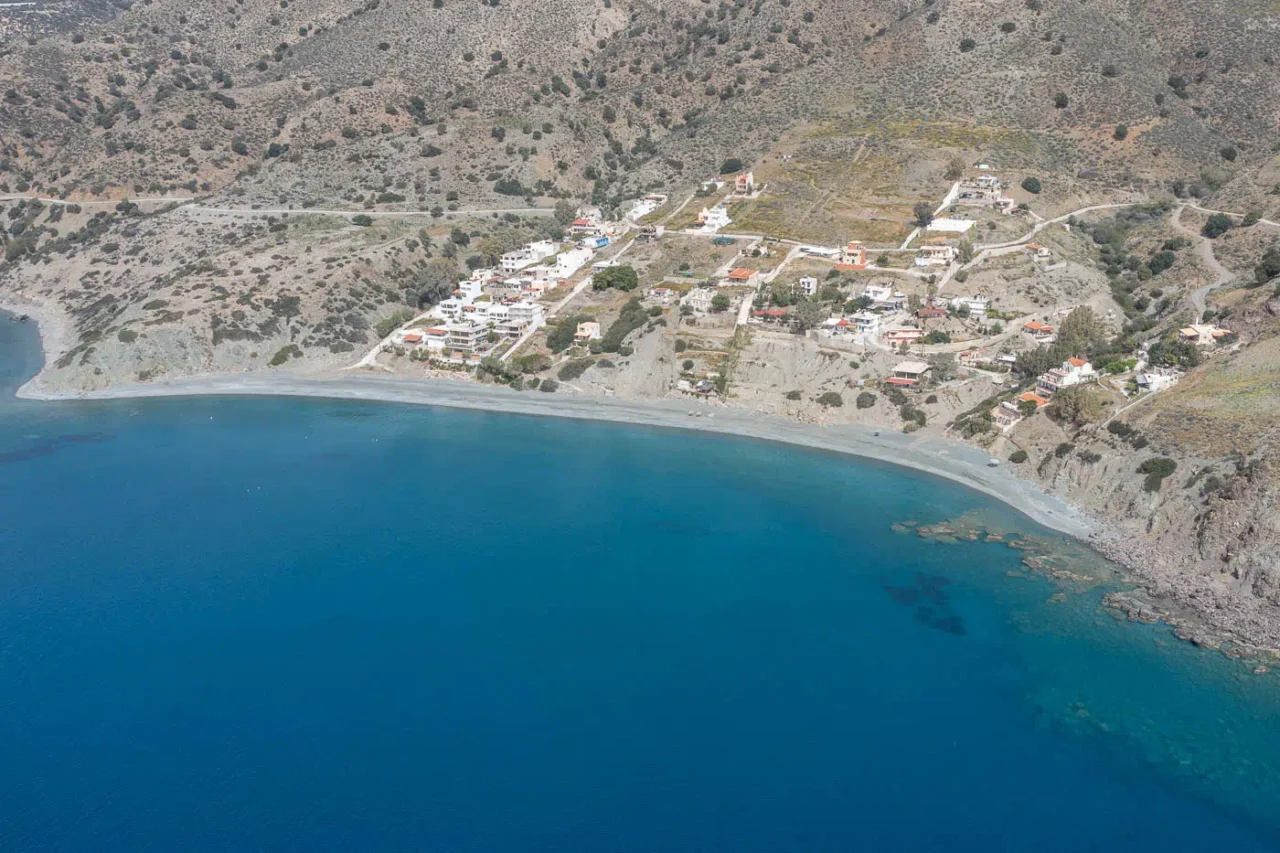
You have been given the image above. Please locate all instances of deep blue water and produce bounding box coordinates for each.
[2,314,1280,852]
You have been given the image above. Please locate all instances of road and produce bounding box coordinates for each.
[0,193,555,220]
[0,194,192,207]
[1171,204,1235,322]
[186,204,555,219]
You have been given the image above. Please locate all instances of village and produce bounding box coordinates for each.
[362,165,1238,443]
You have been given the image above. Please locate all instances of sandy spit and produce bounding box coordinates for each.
[18,369,1099,540]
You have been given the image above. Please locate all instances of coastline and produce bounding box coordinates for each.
[16,367,1099,540]
[8,306,1280,655]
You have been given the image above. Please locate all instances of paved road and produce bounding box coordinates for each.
[0,194,192,206]
[187,204,555,219]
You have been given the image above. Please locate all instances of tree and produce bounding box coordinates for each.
[789,299,828,332]
[719,157,744,174]
[592,265,639,291]
[710,293,731,312]
[410,258,462,306]
[856,392,877,409]
[352,214,373,226]
[1017,398,1039,417]
[958,238,974,264]
[1114,124,1128,140]
[1051,385,1101,424]
[449,226,470,246]
[1053,92,1069,109]
[1220,146,1237,162]
[1054,306,1097,348]
[945,156,966,181]
[1202,213,1233,239]
[913,201,934,228]
[554,199,577,225]
[959,38,976,52]
[1009,449,1029,463]
[1021,176,1042,194]
[1148,336,1202,368]
[1255,244,1280,285]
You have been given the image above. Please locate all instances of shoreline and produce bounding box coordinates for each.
[15,367,1099,540]
[8,306,1280,655]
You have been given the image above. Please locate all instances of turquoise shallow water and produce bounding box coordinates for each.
[2,314,1279,851]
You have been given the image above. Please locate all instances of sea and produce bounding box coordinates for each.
[2,312,1279,852]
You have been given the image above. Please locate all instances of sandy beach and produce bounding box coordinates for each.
[15,366,1099,540]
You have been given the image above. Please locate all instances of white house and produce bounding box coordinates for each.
[850,310,881,337]
[648,286,676,304]
[500,239,557,274]
[915,245,958,267]
[527,247,592,284]
[627,194,665,221]
[438,319,492,355]
[574,321,602,343]
[887,361,931,387]
[949,295,990,315]
[863,284,906,310]
[697,206,731,232]
[797,275,818,297]
[685,287,717,314]
[991,401,1023,432]
[1135,370,1180,392]
[1036,357,1095,397]
[494,300,544,338]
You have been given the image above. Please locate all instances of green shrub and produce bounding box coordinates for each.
[1202,213,1233,239]
[1009,449,1029,463]
[817,391,843,407]
[557,359,594,381]
[539,379,559,392]
[1054,442,1075,458]
[856,392,877,409]
[1138,457,1177,492]
[375,308,414,339]
[785,389,802,400]
[352,214,373,226]
[269,344,302,366]
[546,314,591,353]
[1021,176,1042,194]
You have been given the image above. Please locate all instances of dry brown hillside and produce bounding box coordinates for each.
[2,0,1279,217]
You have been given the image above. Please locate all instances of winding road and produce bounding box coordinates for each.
[1171,205,1235,322]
